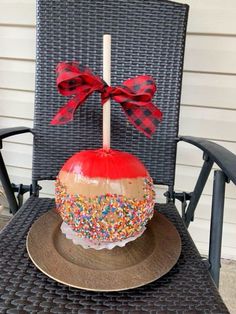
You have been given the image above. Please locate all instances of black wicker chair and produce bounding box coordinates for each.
[0,0,235,312]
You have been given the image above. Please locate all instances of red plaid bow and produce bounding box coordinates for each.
[51,62,162,138]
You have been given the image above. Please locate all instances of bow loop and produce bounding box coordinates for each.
[51,62,162,138]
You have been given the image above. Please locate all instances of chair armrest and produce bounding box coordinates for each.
[179,136,236,185]
[0,127,33,149]
[0,127,32,140]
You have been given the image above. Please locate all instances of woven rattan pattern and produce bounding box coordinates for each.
[0,197,228,313]
[33,0,188,186]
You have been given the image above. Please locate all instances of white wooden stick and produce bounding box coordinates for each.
[103,34,111,150]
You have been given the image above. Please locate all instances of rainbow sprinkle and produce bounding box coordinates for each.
[55,177,155,242]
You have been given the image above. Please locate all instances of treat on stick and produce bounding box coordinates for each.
[52,34,162,249]
[56,149,155,249]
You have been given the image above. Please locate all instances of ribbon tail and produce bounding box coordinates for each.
[50,97,80,125]
[122,102,162,138]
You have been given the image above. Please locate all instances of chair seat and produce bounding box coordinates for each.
[0,196,229,313]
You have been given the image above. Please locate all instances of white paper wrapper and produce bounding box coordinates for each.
[61,222,145,250]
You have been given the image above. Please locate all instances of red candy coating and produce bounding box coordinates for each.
[61,149,149,179]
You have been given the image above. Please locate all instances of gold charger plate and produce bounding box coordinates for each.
[27,210,181,291]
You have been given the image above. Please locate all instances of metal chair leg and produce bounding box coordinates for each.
[0,152,18,214]
[208,170,226,287]
[185,156,213,227]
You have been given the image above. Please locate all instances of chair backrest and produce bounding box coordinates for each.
[33,0,189,189]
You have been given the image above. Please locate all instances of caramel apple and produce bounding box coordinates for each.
[55,148,155,249]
